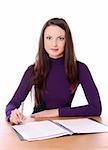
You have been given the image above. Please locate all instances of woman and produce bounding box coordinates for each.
[5,18,102,124]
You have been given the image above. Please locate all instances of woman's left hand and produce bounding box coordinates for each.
[31,109,59,119]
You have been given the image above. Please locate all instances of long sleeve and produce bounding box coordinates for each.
[59,62,102,117]
[5,65,33,121]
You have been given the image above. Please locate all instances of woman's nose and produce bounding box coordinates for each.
[52,39,57,46]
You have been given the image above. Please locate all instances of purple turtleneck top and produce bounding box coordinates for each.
[5,57,102,121]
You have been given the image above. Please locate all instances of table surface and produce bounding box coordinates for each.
[1,116,108,150]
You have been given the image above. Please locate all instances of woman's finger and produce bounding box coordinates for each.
[10,109,23,124]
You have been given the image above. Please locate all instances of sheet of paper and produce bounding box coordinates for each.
[12,120,69,141]
[55,118,108,134]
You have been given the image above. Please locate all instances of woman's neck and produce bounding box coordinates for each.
[49,54,64,59]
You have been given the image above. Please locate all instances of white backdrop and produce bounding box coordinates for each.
[0,0,108,118]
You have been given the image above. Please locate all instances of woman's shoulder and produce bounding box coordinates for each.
[27,64,35,71]
[23,64,35,76]
[77,61,89,70]
[76,60,91,75]
[76,61,92,81]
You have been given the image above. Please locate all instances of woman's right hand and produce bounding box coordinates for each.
[10,109,24,125]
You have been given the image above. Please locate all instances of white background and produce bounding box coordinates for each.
[0,0,108,118]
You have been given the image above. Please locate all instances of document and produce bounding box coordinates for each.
[12,118,108,141]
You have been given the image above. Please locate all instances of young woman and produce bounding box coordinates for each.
[5,18,102,124]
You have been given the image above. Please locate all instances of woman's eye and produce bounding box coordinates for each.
[46,36,52,40]
[58,37,65,40]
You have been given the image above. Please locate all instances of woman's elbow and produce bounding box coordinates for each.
[94,104,102,116]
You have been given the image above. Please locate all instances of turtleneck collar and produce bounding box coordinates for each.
[49,56,64,64]
[49,56,64,61]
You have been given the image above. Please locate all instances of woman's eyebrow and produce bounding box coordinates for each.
[45,34,65,37]
[44,34,51,36]
[58,35,65,37]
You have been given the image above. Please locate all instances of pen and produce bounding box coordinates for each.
[21,102,24,115]
[20,102,24,123]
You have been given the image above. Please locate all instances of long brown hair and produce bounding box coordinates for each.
[30,18,78,106]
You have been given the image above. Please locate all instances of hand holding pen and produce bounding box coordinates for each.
[10,109,25,125]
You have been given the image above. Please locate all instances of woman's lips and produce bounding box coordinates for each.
[51,48,58,51]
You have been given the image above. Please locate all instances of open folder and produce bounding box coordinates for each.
[12,118,108,141]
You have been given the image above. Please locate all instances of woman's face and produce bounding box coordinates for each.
[44,25,66,58]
